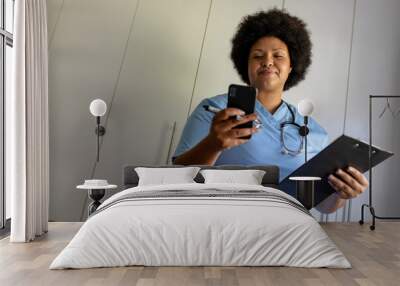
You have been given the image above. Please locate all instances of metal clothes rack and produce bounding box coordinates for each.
[359,95,400,230]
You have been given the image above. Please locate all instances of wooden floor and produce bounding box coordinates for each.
[0,222,399,286]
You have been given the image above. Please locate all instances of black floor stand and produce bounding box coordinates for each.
[359,95,400,230]
[359,204,376,231]
[359,203,400,231]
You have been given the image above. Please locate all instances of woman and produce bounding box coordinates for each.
[173,9,368,213]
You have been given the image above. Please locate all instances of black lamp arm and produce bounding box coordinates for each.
[95,116,106,162]
[300,116,310,163]
[299,115,309,137]
[95,116,106,136]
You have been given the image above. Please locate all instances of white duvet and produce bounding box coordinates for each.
[50,183,350,269]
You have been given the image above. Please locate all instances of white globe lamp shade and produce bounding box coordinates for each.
[89,99,107,117]
[298,99,314,117]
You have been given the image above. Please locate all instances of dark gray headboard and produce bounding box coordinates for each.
[122,165,279,189]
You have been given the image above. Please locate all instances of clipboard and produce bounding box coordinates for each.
[279,134,394,205]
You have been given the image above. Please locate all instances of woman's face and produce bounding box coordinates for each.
[248,36,292,93]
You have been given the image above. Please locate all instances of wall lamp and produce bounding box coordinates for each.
[89,99,107,162]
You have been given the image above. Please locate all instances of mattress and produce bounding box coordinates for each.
[50,183,350,269]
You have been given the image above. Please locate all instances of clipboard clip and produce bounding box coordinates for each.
[353,143,376,154]
[353,143,377,154]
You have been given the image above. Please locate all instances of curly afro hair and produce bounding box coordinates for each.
[230,9,312,91]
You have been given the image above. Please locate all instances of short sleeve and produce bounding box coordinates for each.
[306,116,329,155]
[172,99,214,162]
[321,132,329,149]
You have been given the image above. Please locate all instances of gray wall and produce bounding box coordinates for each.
[48,0,400,222]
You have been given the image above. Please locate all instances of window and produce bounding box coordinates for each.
[0,0,14,231]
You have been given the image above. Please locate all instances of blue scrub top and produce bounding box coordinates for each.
[173,94,329,188]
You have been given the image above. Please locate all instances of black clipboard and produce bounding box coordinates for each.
[279,134,394,205]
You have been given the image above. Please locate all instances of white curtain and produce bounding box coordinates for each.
[7,0,49,242]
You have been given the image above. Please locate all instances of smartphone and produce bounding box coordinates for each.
[227,84,257,139]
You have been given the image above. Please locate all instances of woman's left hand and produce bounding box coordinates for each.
[328,166,369,199]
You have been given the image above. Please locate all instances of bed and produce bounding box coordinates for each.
[50,165,350,269]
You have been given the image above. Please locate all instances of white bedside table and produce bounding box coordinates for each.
[77,180,117,216]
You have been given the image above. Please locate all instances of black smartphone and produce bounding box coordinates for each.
[227,84,257,139]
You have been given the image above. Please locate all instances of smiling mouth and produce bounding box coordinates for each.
[258,70,277,77]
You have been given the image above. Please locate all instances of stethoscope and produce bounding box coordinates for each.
[280,101,310,156]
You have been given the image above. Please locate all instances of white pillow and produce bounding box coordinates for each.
[200,169,266,185]
[135,167,201,186]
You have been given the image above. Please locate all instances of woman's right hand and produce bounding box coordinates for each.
[205,108,260,151]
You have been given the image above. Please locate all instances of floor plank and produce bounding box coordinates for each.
[0,222,399,286]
